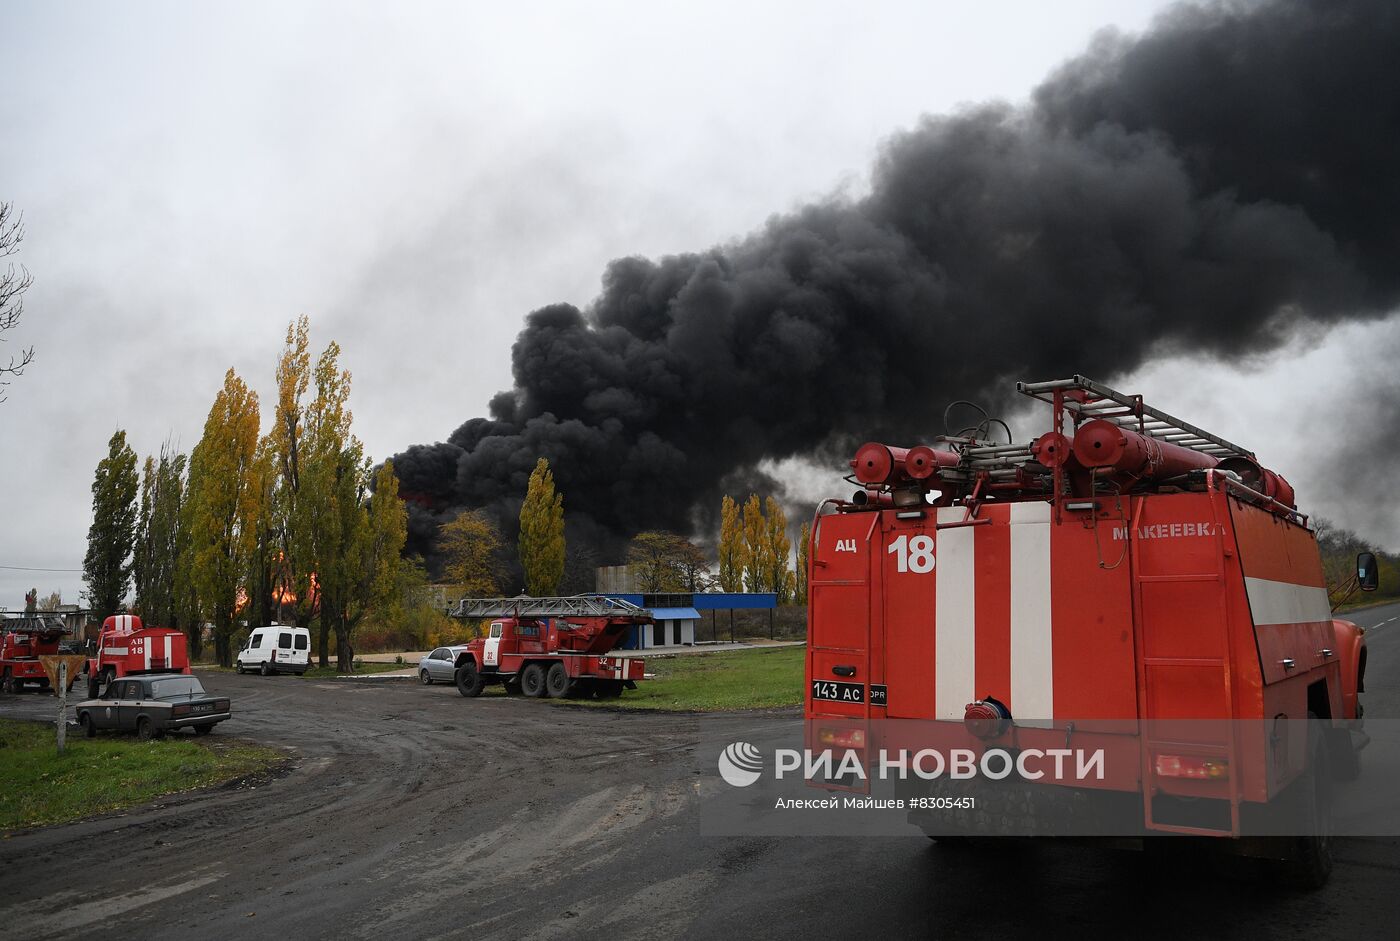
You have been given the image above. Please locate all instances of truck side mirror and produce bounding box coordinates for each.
[1357,552,1379,592]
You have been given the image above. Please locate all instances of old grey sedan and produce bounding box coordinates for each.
[418,645,469,685]
[75,675,231,740]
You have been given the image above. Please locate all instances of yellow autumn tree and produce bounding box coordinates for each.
[519,457,565,595]
[718,495,746,592]
[271,315,318,629]
[442,510,503,598]
[795,521,811,604]
[742,494,766,593]
[185,368,263,666]
[333,460,409,669]
[764,496,795,602]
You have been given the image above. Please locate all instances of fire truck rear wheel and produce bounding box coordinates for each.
[1327,727,1361,781]
[520,663,546,698]
[456,661,486,698]
[596,680,624,699]
[1,670,18,695]
[1274,713,1333,890]
[545,663,570,698]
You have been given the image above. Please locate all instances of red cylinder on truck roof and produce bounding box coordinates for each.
[1071,418,1218,480]
[1263,469,1296,508]
[851,443,912,485]
[905,445,960,479]
[1030,431,1075,469]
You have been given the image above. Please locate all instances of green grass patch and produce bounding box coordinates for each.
[558,646,805,712]
[0,719,283,831]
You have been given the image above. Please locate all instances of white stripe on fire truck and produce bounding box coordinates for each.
[935,506,976,721]
[1009,501,1054,725]
[1243,577,1331,626]
[165,635,172,665]
[144,640,151,670]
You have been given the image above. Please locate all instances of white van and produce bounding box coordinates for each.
[236,624,311,676]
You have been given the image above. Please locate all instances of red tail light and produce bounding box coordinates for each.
[1155,755,1229,780]
[817,727,867,747]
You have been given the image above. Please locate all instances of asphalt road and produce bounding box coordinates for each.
[2,602,1398,940]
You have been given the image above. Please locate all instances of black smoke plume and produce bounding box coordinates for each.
[393,0,1400,565]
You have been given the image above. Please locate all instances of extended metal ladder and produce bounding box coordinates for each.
[1017,375,1257,461]
[448,595,650,620]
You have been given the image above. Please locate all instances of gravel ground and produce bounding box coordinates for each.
[0,604,1396,940]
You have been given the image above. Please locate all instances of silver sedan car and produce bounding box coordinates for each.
[418,645,470,685]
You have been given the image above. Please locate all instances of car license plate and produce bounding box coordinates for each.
[193,704,213,713]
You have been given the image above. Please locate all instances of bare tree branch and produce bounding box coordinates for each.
[0,201,36,402]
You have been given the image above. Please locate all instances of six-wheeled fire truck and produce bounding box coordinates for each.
[806,375,1373,887]
[448,596,649,699]
[0,616,70,694]
[85,614,192,698]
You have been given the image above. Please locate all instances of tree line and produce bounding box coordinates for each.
[82,318,407,670]
[83,321,814,661]
[438,480,809,604]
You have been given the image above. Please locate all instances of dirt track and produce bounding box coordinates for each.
[2,606,1399,941]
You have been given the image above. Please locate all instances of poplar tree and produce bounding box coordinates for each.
[318,457,406,671]
[132,456,156,613]
[185,369,263,666]
[518,457,565,596]
[718,495,746,592]
[795,521,811,604]
[300,338,355,665]
[133,443,187,627]
[272,316,318,627]
[244,435,280,631]
[764,496,795,602]
[83,430,139,619]
[741,494,766,593]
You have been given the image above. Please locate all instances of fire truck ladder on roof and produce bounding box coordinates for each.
[1017,375,1257,461]
[449,595,649,620]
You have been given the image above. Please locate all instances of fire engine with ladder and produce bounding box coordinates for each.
[0,615,70,694]
[447,595,649,699]
[806,375,1374,887]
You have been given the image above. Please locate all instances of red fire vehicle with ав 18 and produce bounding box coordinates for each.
[805,375,1373,887]
[85,614,192,698]
[447,596,649,699]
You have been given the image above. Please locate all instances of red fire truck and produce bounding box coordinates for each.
[0,617,70,693]
[806,375,1372,887]
[448,596,649,699]
[84,614,192,698]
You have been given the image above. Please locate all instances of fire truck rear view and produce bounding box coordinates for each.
[806,375,1374,887]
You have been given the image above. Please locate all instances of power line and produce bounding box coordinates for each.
[0,564,83,572]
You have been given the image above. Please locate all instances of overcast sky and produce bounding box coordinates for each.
[2,1,1394,609]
